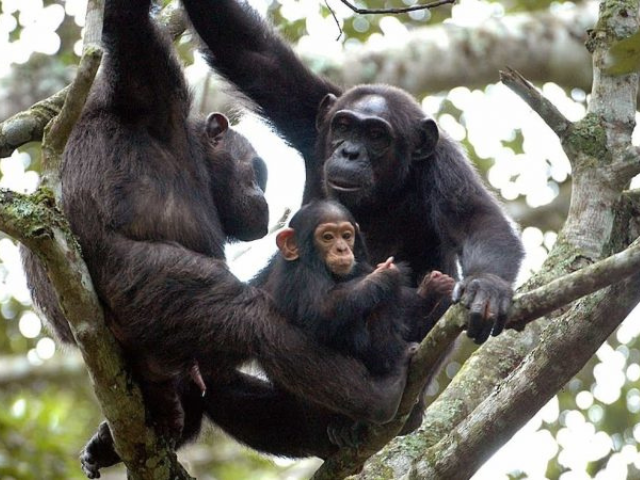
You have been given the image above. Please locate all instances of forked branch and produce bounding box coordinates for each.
[312,237,640,479]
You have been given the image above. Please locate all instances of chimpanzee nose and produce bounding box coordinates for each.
[340,144,361,161]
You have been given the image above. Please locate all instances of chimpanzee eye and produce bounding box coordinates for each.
[334,120,350,134]
[368,127,387,141]
[342,231,352,240]
[323,232,334,241]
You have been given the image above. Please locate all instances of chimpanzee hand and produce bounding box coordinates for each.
[452,273,513,344]
[417,270,455,297]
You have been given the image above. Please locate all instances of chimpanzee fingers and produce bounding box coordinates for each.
[492,296,512,336]
[466,289,489,341]
[474,320,493,345]
[80,453,100,479]
[375,257,394,271]
[437,275,456,297]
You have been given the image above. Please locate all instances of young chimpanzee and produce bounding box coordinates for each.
[261,200,454,377]
[197,202,453,456]
[21,0,410,477]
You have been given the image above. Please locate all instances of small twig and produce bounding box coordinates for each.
[271,207,292,233]
[325,0,343,41]
[338,0,455,15]
[500,67,573,138]
[43,47,103,168]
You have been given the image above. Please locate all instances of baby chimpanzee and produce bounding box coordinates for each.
[259,200,454,376]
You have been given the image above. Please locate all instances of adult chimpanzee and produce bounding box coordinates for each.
[22,0,411,476]
[181,0,524,344]
[262,200,454,377]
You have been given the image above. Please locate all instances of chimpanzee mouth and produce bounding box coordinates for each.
[327,180,362,193]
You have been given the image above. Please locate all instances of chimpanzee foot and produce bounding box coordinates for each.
[80,421,121,479]
[327,420,368,449]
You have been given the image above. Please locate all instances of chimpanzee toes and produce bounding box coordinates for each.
[80,450,101,479]
[327,420,366,448]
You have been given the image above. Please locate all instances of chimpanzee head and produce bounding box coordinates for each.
[276,200,368,277]
[315,84,439,210]
[205,112,269,242]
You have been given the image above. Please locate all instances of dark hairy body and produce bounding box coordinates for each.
[250,200,455,444]
[183,0,525,343]
[264,200,454,377]
[178,0,525,457]
[22,0,410,476]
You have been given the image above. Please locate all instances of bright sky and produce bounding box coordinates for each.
[1,1,640,478]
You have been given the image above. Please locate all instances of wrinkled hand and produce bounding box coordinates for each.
[452,273,513,344]
[418,270,455,297]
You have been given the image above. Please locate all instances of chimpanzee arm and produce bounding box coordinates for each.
[182,0,338,192]
[101,0,189,128]
[304,269,405,345]
[430,136,524,343]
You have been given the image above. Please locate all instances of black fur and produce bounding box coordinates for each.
[264,200,416,376]
[175,0,526,456]
[182,0,524,343]
[21,0,409,476]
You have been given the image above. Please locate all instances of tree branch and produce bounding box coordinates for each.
[0,87,69,158]
[0,190,193,480]
[0,1,194,477]
[354,0,640,476]
[0,1,184,160]
[299,3,596,94]
[42,47,103,179]
[500,67,573,139]
[313,236,640,478]
[418,271,640,479]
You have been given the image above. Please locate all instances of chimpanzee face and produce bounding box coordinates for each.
[320,94,394,208]
[205,113,269,242]
[275,201,362,277]
[313,220,356,276]
[317,88,439,210]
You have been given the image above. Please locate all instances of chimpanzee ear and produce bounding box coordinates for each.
[316,93,338,132]
[276,228,299,261]
[206,112,229,140]
[412,118,439,161]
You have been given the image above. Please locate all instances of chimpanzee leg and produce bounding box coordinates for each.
[80,381,206,478]
[81,421,120,479]
[203,372,340,459]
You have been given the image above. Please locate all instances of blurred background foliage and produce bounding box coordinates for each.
[1,0,639,479]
